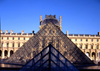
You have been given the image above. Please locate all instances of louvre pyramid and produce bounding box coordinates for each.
[19,44,79,71]
[5,22,94,65]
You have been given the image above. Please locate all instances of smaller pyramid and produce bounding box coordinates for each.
[19,44,79,71]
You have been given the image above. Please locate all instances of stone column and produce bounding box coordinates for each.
[8,48,10,57]
[95,50,97,61]
[2,49,4,59]
[90,50,92,60]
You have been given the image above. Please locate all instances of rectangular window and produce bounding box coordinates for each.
[7,37,9,40]
[13,37,14,40]
[85,45,88,49]
[96,45,99,49]
[91,39,93,42]
[7,43,9,47]
[24,37,25,40]
[97,39,99,42]
[12,43,14,47]
[75,39,77,41]
[2,43,3,47]
[18,37,20,40]
[2,37,3,40]
[80,44,82,49]
[80,39,82,41]
[91,45,93,49]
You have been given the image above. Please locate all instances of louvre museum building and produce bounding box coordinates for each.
[0,15,100,71]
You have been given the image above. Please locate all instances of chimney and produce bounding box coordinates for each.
[59,16,61,26]
[66,31,69,36]
[11,30,13,34]
[5,30,8,34]
[98,32,100,36]
[0,30,3,33]
[21,30,24,34]
[40,15,42,25]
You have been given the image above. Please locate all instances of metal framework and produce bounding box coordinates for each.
[19,44,79,71]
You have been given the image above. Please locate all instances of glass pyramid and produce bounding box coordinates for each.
[19,44,79,71]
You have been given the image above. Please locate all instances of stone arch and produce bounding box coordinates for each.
[10,50,13,56]
[92,52,96,60]
[86,52,90,57]
[0,50,2,57]
[4,50,8,57]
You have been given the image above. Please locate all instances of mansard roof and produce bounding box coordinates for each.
[5,22,94,65]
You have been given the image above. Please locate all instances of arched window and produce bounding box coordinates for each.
[86,52,90,57]
[4,50,8,56]
[10,50,13,56]
[92,52,96,60]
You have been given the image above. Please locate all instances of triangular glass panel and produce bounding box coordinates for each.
[19,44,79,71]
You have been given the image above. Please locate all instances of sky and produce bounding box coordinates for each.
[0,0,100,35]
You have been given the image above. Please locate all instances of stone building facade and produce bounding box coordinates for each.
[0,15,100,62]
